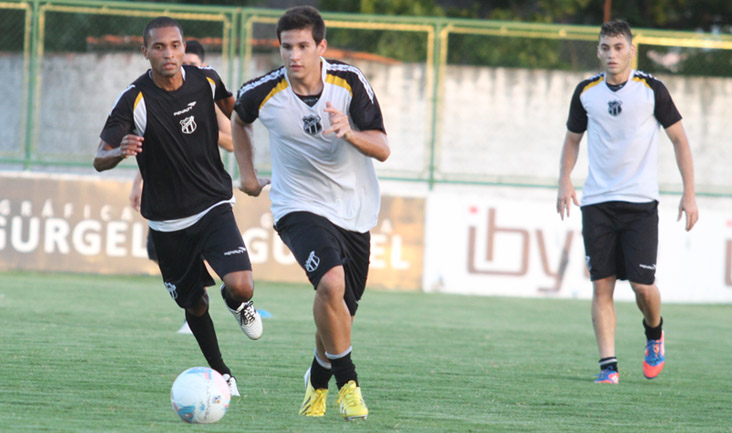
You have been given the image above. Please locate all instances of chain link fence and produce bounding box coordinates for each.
[2,1,731,195]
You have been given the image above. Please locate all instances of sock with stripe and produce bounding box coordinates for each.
[326,347,358,389]
[309,351,332,390]
[599,356,618,373]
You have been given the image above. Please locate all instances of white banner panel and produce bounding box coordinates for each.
[423,188,732,303]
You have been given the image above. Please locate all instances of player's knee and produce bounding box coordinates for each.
[186,294,209,317]
[223,272,254,301]
[316,267,345,300]
[630,282,656,298]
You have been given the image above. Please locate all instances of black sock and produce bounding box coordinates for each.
[221,285,242,311]
[599,357,618,372]
[185,310,230,377]
[309,356,332,390]
[328,351,358,389]
[643,317,663,341]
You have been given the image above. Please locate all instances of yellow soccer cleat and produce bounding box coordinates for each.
[337,380,368,421]
[299,381,328,417]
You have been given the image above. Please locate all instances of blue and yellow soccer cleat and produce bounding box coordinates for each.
[594,368,619,384]
[299,368,327,417]
[337,380,368,420]
[643,331,665,379]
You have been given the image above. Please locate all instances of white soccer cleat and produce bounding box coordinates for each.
[221,285,263,340]
[222,374,240,397]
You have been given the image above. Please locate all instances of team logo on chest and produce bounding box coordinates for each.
[607,100,623,116]
[302,114,322,136]
[180,115,197,134]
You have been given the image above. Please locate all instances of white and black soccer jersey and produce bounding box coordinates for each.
[100,65,233,221]
[234,58,386,233]
[566,70,682,206]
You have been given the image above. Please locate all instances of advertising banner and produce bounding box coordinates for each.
[423,189,732,303]
[0,173,424,291]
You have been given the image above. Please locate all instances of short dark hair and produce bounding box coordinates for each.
[143,16,183,47]
[276,6,325,44]
[599,19,632,43]
[185,40,205,62]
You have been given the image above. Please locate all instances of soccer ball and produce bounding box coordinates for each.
[170,367,231,424]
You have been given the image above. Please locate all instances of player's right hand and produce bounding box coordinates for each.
[556,178,579,220]
[119,134,143,158]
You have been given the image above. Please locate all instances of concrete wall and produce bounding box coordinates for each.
[0,53,25,153]
[438,65,732,191]
[1,52,730,192]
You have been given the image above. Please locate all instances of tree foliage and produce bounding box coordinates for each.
[119,0,732,32]
[48,0,732,75]
[319,0,732,32]
[317,0,732,74]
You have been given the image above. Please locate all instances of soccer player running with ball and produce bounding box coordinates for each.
[231,6,389,420]
[93,16,264,397]
[556,19,698,384]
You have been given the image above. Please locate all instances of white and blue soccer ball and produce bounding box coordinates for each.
[170,367,231,424]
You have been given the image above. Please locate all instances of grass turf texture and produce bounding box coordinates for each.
[0,271,730,432]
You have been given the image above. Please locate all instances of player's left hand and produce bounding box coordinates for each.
[238,170,270,197]
[678,193,699,231]
[324,101,353,140]
[556,177,579,220]
[129,186,142,212]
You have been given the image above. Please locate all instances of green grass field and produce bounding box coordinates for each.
[1,271,730,433]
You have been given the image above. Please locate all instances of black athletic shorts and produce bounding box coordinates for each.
[274,211,370,316]
[150,205,251,309]
[581,200,658,285]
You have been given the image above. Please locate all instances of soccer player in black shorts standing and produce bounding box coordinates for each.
[231,6,390,420]
[93,16,269,397]
[556,19,699,384]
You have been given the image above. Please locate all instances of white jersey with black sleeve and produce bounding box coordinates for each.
[234,58,386,233]
[566,70,682,206]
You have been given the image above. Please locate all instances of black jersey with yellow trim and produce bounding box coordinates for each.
[566,70,681,133]
[234,59,385,134]
[100,65,234,221]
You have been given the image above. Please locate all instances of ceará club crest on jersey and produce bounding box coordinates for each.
[180,115,197,134]
[302,114,322,136]
[607,100,622,116]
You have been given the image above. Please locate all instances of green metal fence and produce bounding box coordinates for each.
[2,0,731,195]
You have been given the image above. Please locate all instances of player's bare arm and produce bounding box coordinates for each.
[556,130,583,220]
[93,134,143,172]
[130,171,143,211]
[216,95,235,119]
[323,101,390,162]
[231,111,270,196]
[215,96,235,152]
[214,106,233,152]
[665,120,699,231]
